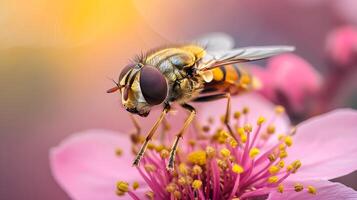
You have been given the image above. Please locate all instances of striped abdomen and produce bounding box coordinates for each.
[202,64,254,95]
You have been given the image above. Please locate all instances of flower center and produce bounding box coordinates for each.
[115,105,317,199]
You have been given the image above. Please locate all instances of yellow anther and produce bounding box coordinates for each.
[202,125,210,132]
[268,154,277,162]
[278,160,285,168]
[284,136,293,147]
[269,166,280,175]
[116,181,129,193]
[307,185,317,195]
[174,190,181,199]
[279,150,288,159]
[277,184,284,193]
[279,143,286,150]
[115,148,123,156]
[220,115,226,123]
[132,181,139,190]
[220,148,231,158]
[178,177,187,185]
[188,150,207,165]
[145,191,154,200]
[229,138,238,148]
[206,146,216,158]
[257,116,266,125]
[160,149,169,159]
[244,124,252,133]
[144,164,156,172]
[267,125,276,134]
[185,176,193,185]
[249,148,260,159]
[278,134,285,141]
[192,180,202,190]
[287,165,293,172]
[165,183,176,193]
[242,107,249,114]
[275,105,285,114]
[232,164,244,174]
[290,160,302,173]
[234,111,241,119]
[188,140,196,147]
[237,128,245,136]
[178,163,189,175]
[214,130,230,143]
[267,176,279,183]
[217,159,228,169]
[240,134,247,143]
[294,183,304,192]
[192,165,202,175]
[147,143,155,150]
[155,144,165,152]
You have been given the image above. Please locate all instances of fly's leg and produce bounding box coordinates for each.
[132,105,170,166]
[193,93,238,142]
[167,104,196,171]
[129,115,142,144]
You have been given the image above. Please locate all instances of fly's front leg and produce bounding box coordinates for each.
[132,105,170,166]
[193,93,237,142]
[129,115,142,144]
[167,104,196,171]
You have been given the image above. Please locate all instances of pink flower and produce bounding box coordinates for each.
[251,54,322,113]
[50,94,357,199]
[326,26,357,68]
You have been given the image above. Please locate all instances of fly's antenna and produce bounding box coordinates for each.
[106,77,121,93]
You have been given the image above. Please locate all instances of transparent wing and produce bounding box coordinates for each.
[199,46,295,70]
[193,32,235,52]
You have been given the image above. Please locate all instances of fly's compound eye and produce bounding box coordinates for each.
[139,65,168,105]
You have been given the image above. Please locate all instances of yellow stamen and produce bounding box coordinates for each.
[206,146,216,158]
[165,183,176,193]
[268,154,277,162]
[240,134,247,143]
[257,116,266,126]
[278,134,285,141]
[277,184,284,193]
[244,124,252,133]
[249,148,260,159]
[229,138,238,148]
[242,107,249,114]
[188,150,207,165]
[116,181,129,194]
[232,164,244,174]
[279,150,288,159]
[279,143,286,150]
[278,160,285,168]
[155,144,165,152]
[192,180,202,190]
[234,111,241,119]
[307,185,317,195]
[268,176,279,183]
[178,163,189,175]
[275,105,285,114]
[178,177,187,185]
[160,149,169,159]
[294,183,304,192]
[132,181,139,190]
[220,148,231,158]
[145,191,154,200]
[192,165,202,175]
[267,125,276,134]
[147,143,155,150]
[269,166,280,175]
[115,148,123,156]
[284,136,293,147]
[217,159,228,169]
[237,128,245,136]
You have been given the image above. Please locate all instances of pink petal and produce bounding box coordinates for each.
[325,25,357,68]
[333,0,357,25]
[49,130,147,200]
[197,93,290,137]
[286,109,357,181]
[268,180,357,200]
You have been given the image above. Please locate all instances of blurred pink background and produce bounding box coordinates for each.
[1,0,356,199]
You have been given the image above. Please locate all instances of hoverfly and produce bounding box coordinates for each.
[107,34,294,170]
